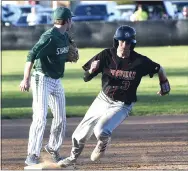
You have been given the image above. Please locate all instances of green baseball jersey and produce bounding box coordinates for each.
[27,27,70,79]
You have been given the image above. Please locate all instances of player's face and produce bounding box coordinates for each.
[118,40,131,50]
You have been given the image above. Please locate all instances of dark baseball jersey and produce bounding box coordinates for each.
[82,47,160,104]
[27,27,71,79]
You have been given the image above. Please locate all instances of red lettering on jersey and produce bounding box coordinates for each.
[110,69,116,76]
[108,69,136,80]
[132,71,136,79]
[129,71,132,78]
[125,71,129,78]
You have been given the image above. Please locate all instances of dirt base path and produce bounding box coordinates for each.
[2,115,188,170]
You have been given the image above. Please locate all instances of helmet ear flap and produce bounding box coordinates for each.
[130,43,136,50]
[113,39,119,48]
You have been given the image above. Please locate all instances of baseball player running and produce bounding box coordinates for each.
[19,7,78,166]
[58,25,171,167]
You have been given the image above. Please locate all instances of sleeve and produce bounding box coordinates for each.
[142,56,160,77]
[82,50,105,82]
[26,36,52,63]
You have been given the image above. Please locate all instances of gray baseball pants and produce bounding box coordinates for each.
[69,91,134,159]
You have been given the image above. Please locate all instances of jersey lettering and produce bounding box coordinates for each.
[104,68,136,80]
[121,81,130,90]
[112,81,130,90]
[56,46,69,55]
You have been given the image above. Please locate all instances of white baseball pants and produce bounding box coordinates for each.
[69,91,134,159]
[27,72,66,157]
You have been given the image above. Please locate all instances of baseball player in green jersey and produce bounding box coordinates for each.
[19,7,78,166]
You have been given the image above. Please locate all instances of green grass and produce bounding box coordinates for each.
[2,46,188,119]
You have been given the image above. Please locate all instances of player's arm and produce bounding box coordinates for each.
[82,51,104,82]
[158,66,167,82]
[157,66,170,96]
[143,56,170,96]
[20,62,33,92]
[19,36,52,92]
[27,36,52,62]
[83,60,100,82]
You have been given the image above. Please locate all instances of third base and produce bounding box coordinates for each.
[24,161,61,170]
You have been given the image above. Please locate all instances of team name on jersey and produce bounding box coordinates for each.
[104,69,136,80]
[56,46,69,55]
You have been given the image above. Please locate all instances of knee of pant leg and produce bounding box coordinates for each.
[56,117,64,126]
[94,128,112,141]
[32,115,47,128]
[72,130,77,140]
[33,109,47,120]
[72,134,84,144]
[33,115,46,123]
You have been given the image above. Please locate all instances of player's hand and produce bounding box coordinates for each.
[157,90,170,96]
[89,60,100,74]
[19,79,30,92]
[157,90,164,96]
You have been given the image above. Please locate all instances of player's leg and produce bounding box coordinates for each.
[46,80,66,162]
[91,99,134,161]
[58,91,109,167]
[26,74,50,165]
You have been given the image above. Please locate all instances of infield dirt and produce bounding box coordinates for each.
[2,115,188,170]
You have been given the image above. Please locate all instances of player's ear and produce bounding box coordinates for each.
[66,18,72,24]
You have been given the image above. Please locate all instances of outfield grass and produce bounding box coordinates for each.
[2,46,188,119]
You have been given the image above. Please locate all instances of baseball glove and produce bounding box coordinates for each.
[160,79,170,95]
[66,38,79,63]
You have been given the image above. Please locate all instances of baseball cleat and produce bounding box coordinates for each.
[90,138,111,161]
[25,154,39,166]
[57,156,76,167]
[44,145,61,163]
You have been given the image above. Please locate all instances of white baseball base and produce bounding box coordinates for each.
[24,161,61,170]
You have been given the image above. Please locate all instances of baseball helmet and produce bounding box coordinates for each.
[113,25,136,50]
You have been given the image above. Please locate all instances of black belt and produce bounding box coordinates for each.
[110,96,132,105]
[102,91,132,105]
[32,71,49,77]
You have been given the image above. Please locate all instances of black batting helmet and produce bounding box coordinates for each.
[113,25,136,50]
